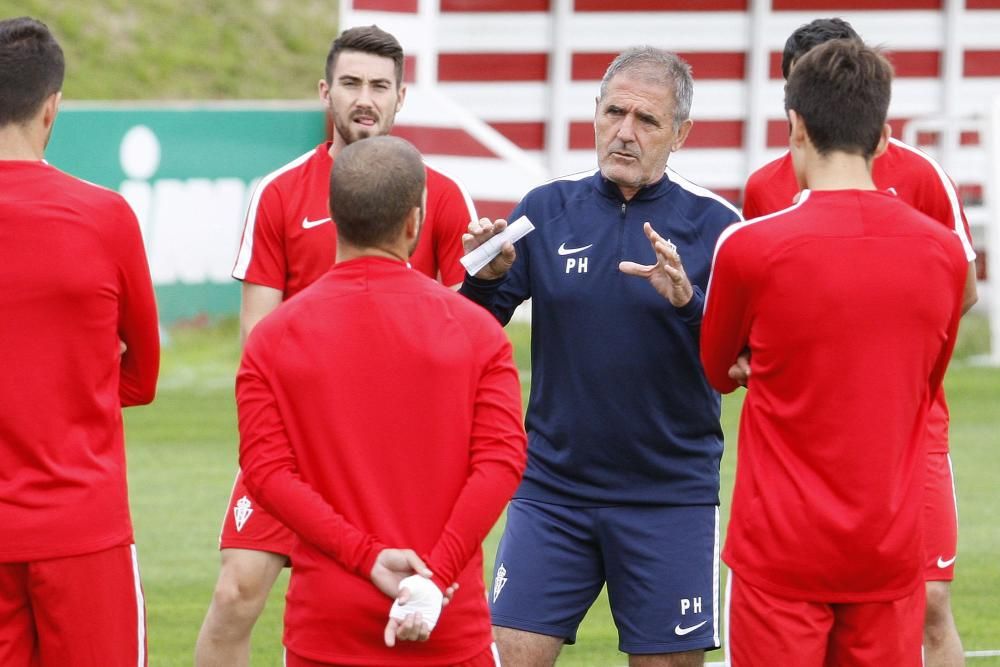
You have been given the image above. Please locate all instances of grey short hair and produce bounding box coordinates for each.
[599,47,693,130]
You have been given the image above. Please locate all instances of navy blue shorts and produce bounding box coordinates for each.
[489,499,720,655]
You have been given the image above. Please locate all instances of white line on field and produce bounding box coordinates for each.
[618,649,1000,666]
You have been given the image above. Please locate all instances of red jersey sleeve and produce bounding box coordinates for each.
[926,245,968,397]
[232,180,289,290]
[428,169,477,287]
[910,163,977,263]
[741,173,766,220]
[425,332,527,589]
[701,226,754,394]
[874,141,976,262]
[742,153,799,220]
[110,198,159,406]
[237,330,386,577]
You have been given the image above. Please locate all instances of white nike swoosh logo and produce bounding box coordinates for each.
[302,216,332,229]
[937,555,957,568]
[674,620,708,636]
[557,242,593,256]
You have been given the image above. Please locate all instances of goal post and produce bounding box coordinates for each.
[902,114,997,365]
[988,95,1000,365]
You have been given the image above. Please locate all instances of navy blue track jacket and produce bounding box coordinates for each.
[460,168,741,506]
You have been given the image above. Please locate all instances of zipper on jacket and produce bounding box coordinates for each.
[618,201,627,263]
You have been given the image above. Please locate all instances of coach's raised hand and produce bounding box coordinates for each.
[462,218,517,280]
[619,221,694,307]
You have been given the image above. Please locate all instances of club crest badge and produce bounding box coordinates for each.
[492,563,508,603]
[233,496,253,532]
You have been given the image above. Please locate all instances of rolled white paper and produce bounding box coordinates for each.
[460,215,535,276]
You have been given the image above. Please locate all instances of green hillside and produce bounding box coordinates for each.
[0,0,339,99]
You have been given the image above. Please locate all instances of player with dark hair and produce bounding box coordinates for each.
[0,16,159,667]
[324,22,405,87]
[237,135,526,666]
[0,18,64,124]
[462,46,741,666]
[778,17,859,80]
[195,24,478,666]
[741,18,977,666]
[703,40,968,666]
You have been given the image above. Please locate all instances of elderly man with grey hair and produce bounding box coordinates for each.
[459,47,742,666]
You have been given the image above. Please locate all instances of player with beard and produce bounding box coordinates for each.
[195,25,478,667]
[236,135,526,666]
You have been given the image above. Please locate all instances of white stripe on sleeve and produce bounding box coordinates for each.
[703,191,812,311]
[232,149,315,280]
[889,138,976,262]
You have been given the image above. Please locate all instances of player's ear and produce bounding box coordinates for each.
[395,84,407,114]
[41,91,61,130]
[404,204,421,242]
[787,109,808,150]
[872,123,891,159]
[318,78,331,106]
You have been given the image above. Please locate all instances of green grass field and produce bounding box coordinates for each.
[1,1,339,100]
[5,3,994,662]
[124,315,1000,665]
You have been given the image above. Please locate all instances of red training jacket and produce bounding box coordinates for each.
[703,189,966,601]
[0,160,159,563]
[238,257,526,664]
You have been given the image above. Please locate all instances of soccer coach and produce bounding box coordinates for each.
[236,135,527,666]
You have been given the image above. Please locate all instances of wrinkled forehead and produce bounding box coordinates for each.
[601,71,676,115]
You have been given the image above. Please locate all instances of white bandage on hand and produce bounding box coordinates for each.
[388,575,444,632]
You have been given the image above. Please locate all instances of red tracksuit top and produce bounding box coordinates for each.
[743,139,977,454]
[237,257,527,664]
[702,189,967,601]
[232,142,476,297]
[0,160,159,562]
